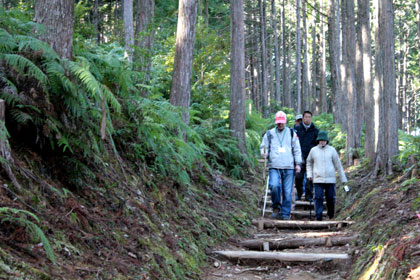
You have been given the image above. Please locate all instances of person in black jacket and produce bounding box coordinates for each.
[295,111,319,201]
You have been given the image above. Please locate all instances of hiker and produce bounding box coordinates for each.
[295,111,319,202]
[260,111,302,220]
[294,114,303,130]
[306,131,347,221]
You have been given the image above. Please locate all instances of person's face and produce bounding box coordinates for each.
[295,119,302,125]
[319,140,327,147]
[303,113,312,125]
[276,123,285,130]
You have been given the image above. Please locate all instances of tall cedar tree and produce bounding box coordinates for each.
[229,0,247,155]
[170,0,197,124]
[123,0,134,62]
[34,0,74,60]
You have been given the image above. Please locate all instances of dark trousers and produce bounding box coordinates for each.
[295,163,313,201]
[314,183,336,221]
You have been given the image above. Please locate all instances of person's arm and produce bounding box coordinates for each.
[260,132,268,158]
[332,148,347,182]
[306,149,314,180]
[292,131,302,172]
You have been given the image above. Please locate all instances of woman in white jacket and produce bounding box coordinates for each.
[306,131,347,221]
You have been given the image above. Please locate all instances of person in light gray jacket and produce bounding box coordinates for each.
[260,111,302,220]
[306,131,347,221]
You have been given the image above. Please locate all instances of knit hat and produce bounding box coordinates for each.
[316,131,329,143]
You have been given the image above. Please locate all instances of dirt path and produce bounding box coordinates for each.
[203,195,355,279]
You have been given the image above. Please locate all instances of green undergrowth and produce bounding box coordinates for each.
[0,8,263,279]
[336,162,420,279]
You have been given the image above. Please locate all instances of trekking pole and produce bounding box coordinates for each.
[262,147,269,217]
[309,180,313,220]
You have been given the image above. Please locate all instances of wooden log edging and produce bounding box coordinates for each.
[213,250,350,262]
[252,219,353,229]
[239,235,357,250]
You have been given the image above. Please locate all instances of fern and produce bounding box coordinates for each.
[0,207,55,263]
[2,53,48,85]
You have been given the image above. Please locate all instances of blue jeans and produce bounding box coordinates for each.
[269,168,295,219]
[314,183,336,221]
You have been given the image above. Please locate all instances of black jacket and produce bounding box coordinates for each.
[295,123,319,161]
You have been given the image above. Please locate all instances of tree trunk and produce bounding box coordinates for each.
[311,15,317,114]
[135,0,155,96]
[329,0,342,125]
[374,0,398,175]
[417,0,420,73]
[282,0,290,108]
[320,1,327,113]
[339,0,348,131]
[92,0,102,44]
[204,0,209,27]
[271,0,281,104]
[34,0,74,60]
[355,0,364,148]
[229,0,247,155]
[169,0,197,124]
[382,0,398,174]
[258,0,269,117]
[343,0,358,166]
[296,0,302,113]
[123,0,134,62]
[302,1,309,112]
[358,0,375,164]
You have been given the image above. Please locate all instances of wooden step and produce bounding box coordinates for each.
[238,235,357,251]
[252,231,349,239]
[263,200,323,209]
[264,209,327,218]
[213,250,350,262]
[252,219,353,230]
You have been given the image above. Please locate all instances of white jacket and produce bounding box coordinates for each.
[306,144,347,184]
[260,127,302,169]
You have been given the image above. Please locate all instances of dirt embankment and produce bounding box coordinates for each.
[0,142,261,279]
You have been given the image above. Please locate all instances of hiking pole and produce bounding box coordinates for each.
[262,147,269,217]
[308,179,313,220]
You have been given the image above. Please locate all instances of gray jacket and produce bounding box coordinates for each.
[306,144,347,184]
[260,127,302,169]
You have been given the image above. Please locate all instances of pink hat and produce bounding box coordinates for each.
[275,111,287,124]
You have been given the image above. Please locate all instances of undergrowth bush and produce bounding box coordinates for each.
[0,8,259,187]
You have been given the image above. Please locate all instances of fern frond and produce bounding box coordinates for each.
[101,84,121,112]
[10,109,33,124]
[0,28,16,52]
[0,207,55,263]
[2,54,48,85]
[67,60,101,102]
[15,35,59,60]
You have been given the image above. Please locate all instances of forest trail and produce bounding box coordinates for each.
[203,191,356,279]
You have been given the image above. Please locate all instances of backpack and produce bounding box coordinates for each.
[266,127,295,162]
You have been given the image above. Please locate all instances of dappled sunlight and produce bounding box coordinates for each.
[406,265,420,279]
[359,244,387,280]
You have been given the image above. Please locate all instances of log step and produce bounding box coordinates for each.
[262,200,320,209]
[252,219,353,230]
[252,231,349,239]
[213,250,350,262]
[239,235,357,250]
[264,209,327,218]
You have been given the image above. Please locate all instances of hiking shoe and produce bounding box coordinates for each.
[271,208,280,219]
